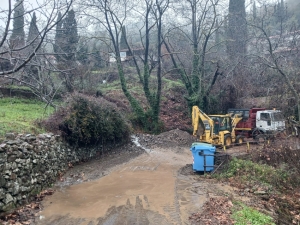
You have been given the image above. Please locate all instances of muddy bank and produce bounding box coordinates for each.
[57,130,196,187]
[56,140,145,187]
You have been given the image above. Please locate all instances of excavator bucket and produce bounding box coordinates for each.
[192,106,205,137]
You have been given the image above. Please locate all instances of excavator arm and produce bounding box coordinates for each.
[230,114,243,131]
[192,106,214,139]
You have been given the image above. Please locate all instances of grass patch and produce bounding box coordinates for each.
[215,157,290,191]
[99,80,121,94]
[214,154,300,224]
[0,98,54,137]
[5,85,32,91]
[99,78,145,96]
[98,72,184,96]
[232,203,275,225]
[162,77,184,90]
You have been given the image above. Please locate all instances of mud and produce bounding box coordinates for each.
[36,147,190,225]
[33,130,253,225]
[56,141,145,187]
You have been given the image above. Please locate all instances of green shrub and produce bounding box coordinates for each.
[217,157,291,191]
[232,204,275,225]
[43,94,130,146]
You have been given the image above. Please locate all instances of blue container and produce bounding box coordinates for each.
[190,142,216,172]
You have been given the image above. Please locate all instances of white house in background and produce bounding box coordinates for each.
[109,53,116,63]
[109,48,145,63]
[109,51,127,63]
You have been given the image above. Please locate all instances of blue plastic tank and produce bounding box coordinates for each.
[190,142,216,172]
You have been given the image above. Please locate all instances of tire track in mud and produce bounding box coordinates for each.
[162,171,183,225]
[98,149,187,225]
[97,195,173,225]
[175,166,212,223]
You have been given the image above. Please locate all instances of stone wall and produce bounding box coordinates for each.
[0,87,62,99]
[0,133,99,215]
[0,88,36,99]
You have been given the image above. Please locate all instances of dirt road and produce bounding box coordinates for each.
[36,146,190,224]
[34,131,246,225]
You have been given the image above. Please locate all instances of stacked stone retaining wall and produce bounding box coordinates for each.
[0,133,99,215]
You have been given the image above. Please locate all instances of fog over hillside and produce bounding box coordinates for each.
[287,0,300,13]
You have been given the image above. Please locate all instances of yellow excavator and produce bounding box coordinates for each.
[192,106,243,147]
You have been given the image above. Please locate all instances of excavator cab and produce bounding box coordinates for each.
[210,116,232,134]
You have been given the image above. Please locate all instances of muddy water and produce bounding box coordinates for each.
[36,148,195,225]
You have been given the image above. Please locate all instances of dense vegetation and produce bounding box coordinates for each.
[214,141,300,224]
[41,94,130,147]
[3,0,300,132]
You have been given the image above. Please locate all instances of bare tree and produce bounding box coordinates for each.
[163,0,225,112]
[248,2,300,119]
[0,0,73,107]
[80,0,169,132]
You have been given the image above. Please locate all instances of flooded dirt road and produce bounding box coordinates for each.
[36,147,197,225]
[34,132,246,225]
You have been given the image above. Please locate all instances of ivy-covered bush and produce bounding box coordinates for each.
[43,94,131,146]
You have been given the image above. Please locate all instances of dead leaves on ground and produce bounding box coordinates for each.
[0,189,55,225]
[189,197,235,225]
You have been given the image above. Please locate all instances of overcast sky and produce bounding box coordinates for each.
[0,0,68,32]
[0,0,44,26]
[0,0,279,11]
[1,0,40,11]
[0,0,280,32]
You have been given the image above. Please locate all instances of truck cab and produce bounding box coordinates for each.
[256,110,285,132]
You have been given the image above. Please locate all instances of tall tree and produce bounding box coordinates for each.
[59,9,79,92]
[61,9,78,61]
[54,12,64,61]
[253,1,257,21]
[10,0,25,47]
[119,25,128,50]
[227,0,247,60]
[27,12,39,47]
[25,12,40,82]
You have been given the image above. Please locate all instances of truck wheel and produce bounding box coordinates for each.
[255,134,266,144]
[236,135,244,145]
[252,129,263,139]
[224,135,232,147]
